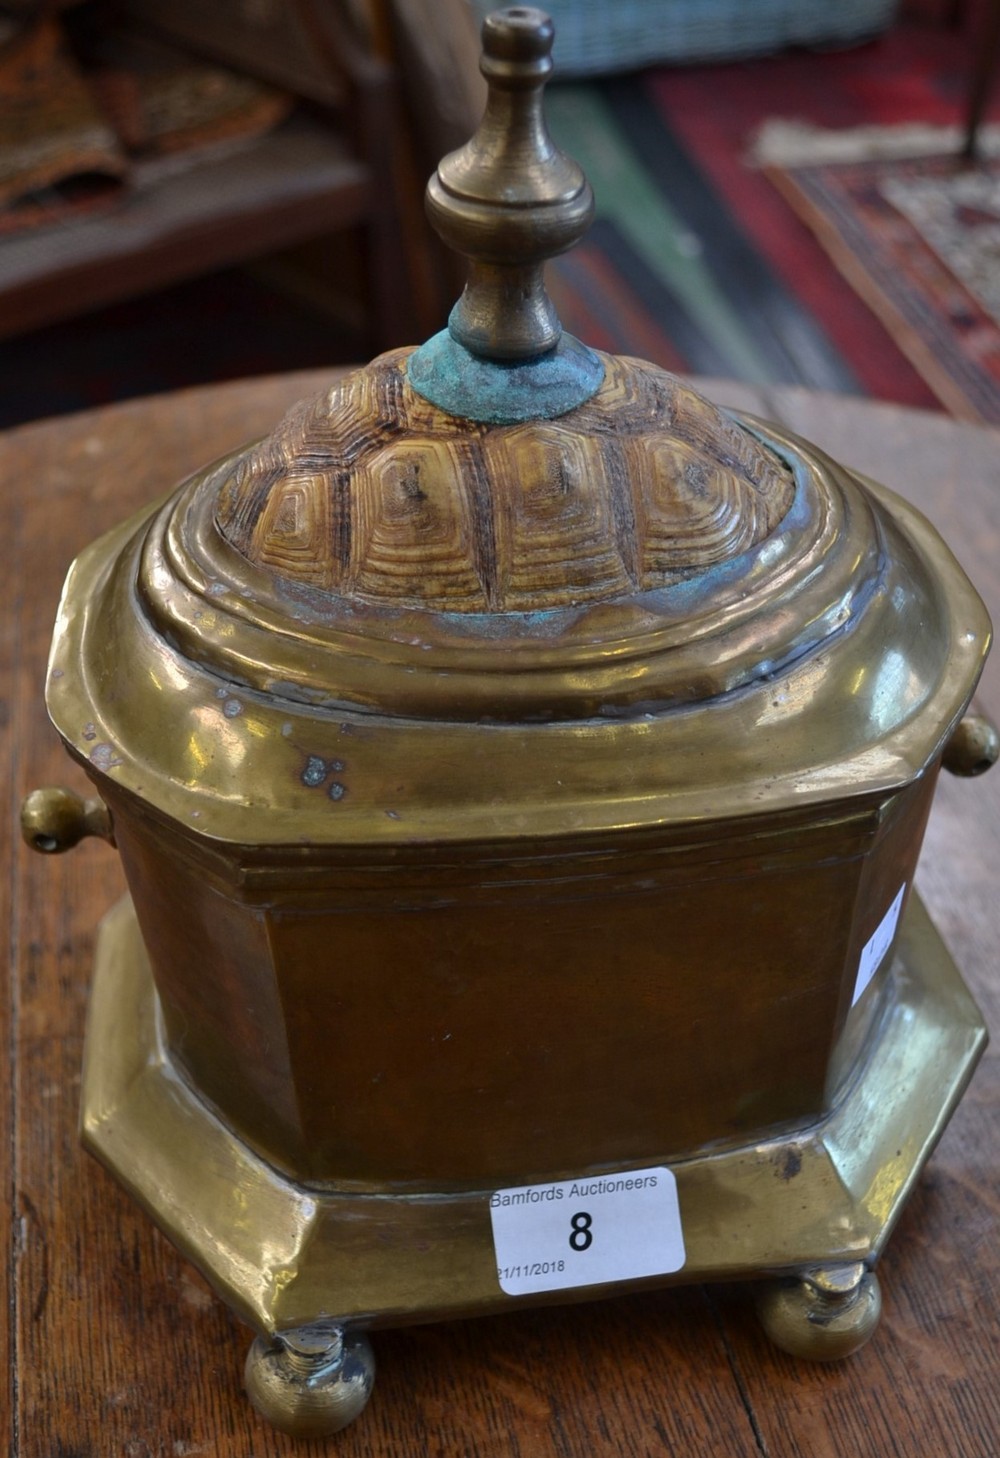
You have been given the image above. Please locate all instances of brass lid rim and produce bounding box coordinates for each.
[41,426,991,848]
[127,419,878,723]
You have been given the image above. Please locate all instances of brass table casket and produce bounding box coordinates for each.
[23,7,996,1439]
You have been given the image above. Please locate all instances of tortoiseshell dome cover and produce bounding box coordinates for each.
[216,349,794,613]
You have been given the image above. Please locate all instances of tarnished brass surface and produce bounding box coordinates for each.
[425,8,592,360]
[25,8,996,1426]
[943,709,1000,776]
[39,373,991,1194]
[756,1263,883,1362]
[244,1324,375,1438]
[93,776,929,1186]
[81,891,986,1334]
[44,416,989,838]
[20,785,113,853]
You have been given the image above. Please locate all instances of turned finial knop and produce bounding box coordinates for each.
[425,6,594,362]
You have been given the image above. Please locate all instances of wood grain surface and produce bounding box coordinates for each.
[4,372,999,1457]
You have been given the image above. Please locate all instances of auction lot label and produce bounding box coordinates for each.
[490,1166,685,1296]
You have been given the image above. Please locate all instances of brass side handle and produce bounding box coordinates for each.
[21,786,115,853]
[943,710,1000,777]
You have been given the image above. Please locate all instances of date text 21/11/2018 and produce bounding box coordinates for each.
[497,1260,567,1282]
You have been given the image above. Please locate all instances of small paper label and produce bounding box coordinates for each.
[852,883,906,1007]
[490,1165,685,1297]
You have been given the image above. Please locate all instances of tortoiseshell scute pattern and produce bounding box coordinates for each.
[216,348,794,613]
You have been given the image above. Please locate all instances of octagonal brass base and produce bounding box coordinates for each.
[82,892,986,1346]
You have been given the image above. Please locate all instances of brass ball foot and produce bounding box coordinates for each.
[245,1321,375,1437]
[756,1262,882,1362]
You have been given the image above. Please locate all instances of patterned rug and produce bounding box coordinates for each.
[754,121,1000,423]
[0,15,291,238]
[543,81,863,396]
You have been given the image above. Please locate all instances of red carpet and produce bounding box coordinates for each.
[649,8,1000,410]
[757,123,1000,421]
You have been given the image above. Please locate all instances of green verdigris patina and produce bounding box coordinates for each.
[407,319,604,425]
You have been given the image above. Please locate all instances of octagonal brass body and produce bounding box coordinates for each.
[41,383,990,1328]
[25,5,994,1437]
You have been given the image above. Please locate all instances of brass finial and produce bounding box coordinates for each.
[407,7,603,422]
[426,7,594,361]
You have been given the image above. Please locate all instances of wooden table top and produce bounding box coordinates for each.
[3,373,999,1458]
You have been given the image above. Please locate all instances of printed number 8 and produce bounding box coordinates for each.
[569,1211,593,1252]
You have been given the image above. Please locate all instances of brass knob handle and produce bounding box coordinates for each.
[21,786,115,853]
[425,6,594,361]
[942,710,1000,777]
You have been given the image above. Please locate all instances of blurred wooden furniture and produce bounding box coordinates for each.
[373,0,490,315]
[962,0,1000,157]
[3,373,999,1457]
[0,2,417,346]
[384,0,484,162]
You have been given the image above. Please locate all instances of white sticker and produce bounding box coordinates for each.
[490,1166,685,1297]
[852,882,906,1007]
